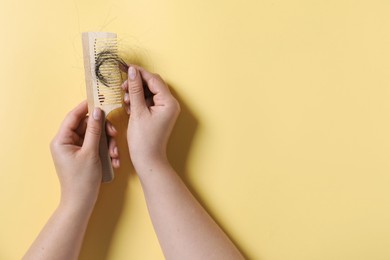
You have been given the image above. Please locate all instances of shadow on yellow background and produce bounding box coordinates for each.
[78,90,249,259]
[3,0,390,259]
[167,88,250,259]
[80,109,131,259]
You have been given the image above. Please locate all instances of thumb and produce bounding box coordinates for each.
[83,107,102,152]
[128,65,147,114]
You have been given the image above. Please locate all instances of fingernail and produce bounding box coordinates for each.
[124,93,129,102]
[129,66,136,81]
[114,147,118,156]
[93,107,101,120]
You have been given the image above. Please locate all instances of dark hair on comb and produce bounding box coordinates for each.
[95,50,153,98]
[95,50,128,87]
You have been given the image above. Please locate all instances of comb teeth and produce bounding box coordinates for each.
[82,32,123,183]
[94,38,122,106]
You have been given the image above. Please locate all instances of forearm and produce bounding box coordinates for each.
[23,200,95,260]
[138,160,244,260]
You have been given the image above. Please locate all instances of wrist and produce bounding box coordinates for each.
[133,156,173,180]
[60,191,98,214]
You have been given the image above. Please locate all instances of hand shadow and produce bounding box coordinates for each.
[168,86,250,259]
[78,84,249,259]
[79,108,132,260]
[166,87,199,181]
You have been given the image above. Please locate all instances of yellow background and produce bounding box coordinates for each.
[1,0,390,259]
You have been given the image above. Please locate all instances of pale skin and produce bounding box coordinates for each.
[23,66,244,260]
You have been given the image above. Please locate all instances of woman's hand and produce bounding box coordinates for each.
[121,66,180,174]
[50,100,119,208]
[24,100,120,260]
[121,67,244,260]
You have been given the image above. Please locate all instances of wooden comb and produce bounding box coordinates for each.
[82,32,123,183]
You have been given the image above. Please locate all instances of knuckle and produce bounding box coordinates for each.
[175,100,181,113]
[171,98,180,110]
[154,73,162,80]
[49,139,55,150]
[168,98,181,114]
[50,138,60,153]
[129,81,144,95]
[147,77,157,87]
[148,74,164,86]
[66,111,77,122]
[88,125,101,136]
[50,137,58,148]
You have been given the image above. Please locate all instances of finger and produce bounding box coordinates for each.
[123,92,130,105]
[106,120,118,137]
[121,80,128,91]
[136,67,171,97]
[60,100,88,133]
[123,90,130,114]
[82,107,102,152]
[75,116,88,136]
[123,78,151,100]
[112,158,120,168]
[108,137,119,159]
[127,65,147,114]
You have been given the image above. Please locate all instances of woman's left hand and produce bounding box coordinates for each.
[50,100,119,208]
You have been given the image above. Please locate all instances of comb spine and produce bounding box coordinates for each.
[82,32,115,183]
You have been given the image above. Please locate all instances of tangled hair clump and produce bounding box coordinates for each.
[94,50,153,98]
[95,50,128,87]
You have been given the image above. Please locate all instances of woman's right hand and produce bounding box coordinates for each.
[121,65,180,174]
